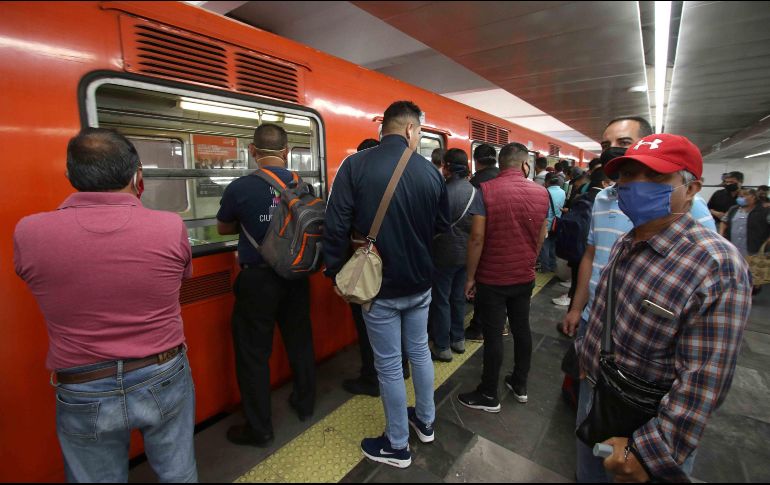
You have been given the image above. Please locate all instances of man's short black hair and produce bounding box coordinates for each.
[605,116,653,138]
[727,171,744,183]
[443,148,469,177]
[382,101,422,132]
[473,144,497,167]
[589,167,610,187]
[535,156,548,170]
[499,142,529,168]
[357,138,380,152]
[66,128,140,192]
[588,157,602,171]
[253,123,288,152]
[545,172,562,186]
[758,185,769,191]
[431,148,445,167]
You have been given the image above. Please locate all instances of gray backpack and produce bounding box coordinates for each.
[241,169,325,279]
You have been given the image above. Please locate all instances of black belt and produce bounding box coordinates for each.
[55,345,184,385]
[241,263,269,269]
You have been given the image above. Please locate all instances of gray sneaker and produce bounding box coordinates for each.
[450,340,465,354]
[431,348,453,362]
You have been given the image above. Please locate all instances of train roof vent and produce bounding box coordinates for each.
[123,17,230,89]
[234,50,301,103]
[470,119,509,146]
[180,270,232,306]
[549,143,561,157]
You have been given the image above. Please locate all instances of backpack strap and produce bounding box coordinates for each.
[254,168,300,193]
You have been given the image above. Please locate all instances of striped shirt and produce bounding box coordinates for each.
[581,189,716,322]
[578,213,752,482]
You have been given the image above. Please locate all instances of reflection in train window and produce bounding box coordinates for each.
[129,137,189,213]
[418,133,443,160]
[89,80,325,254]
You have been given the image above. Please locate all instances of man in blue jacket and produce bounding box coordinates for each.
[323,101,449,468]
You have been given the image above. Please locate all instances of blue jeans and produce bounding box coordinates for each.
[429,264,467,352]
[363,289,435,449]
[53,351,198,483]
[539,236,556,272]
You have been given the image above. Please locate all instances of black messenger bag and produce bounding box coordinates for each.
[576,255,671,446]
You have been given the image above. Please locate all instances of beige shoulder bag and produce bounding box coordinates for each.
[335,147,413,310]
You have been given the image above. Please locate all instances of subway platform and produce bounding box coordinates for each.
[129,276,770,483]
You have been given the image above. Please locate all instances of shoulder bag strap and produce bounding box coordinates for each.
[547,189,556,218]
[601,251,622,354]
[240,224,261,250]
[367,147,413,241]
[451,187,476,229]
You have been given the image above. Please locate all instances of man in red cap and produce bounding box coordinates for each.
[576,134,752,482]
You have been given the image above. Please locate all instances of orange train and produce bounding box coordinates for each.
[0,2,592,481]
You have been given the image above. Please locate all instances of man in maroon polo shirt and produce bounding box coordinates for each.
[458,142,549,412]
[14,129,197,482]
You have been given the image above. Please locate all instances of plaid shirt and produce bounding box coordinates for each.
[578,213,752,482]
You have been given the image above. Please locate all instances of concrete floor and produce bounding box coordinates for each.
[129,280,770,483]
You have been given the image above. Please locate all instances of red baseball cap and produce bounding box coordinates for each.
[603,133,703,179]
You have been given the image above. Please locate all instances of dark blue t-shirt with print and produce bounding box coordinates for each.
[217,166,293,265]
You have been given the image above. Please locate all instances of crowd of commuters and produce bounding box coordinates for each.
[12,100,763,482]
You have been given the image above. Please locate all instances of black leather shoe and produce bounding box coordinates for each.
[343,377,380,397]
[226,425,274,447]
[289,393,314,421]
[464,325,483,342]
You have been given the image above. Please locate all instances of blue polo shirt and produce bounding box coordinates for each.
[217,166,293,265]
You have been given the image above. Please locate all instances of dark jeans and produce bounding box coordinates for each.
[231,267,316,436]
[351,303,408,382]
[429,264,467,351]
[476,280,535,398]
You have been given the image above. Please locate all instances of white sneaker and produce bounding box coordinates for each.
[559,280,572,288]
[552,294,571,306]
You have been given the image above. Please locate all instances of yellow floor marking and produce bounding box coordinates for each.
[236,273,555,483]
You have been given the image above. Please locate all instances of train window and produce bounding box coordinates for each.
[85,79,326,254]
[470,141,502,174]
[419,132,444,160]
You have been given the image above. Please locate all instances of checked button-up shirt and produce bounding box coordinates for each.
[578,213,752,482]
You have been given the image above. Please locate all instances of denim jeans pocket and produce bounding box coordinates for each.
[149,360,190,422]
[56,393,100,440]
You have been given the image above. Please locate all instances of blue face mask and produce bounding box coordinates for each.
[617,181,686,227]
[736,197,747,207]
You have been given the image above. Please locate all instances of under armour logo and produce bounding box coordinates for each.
[634,138,663,150]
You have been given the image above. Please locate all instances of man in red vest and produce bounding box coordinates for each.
[458,142,550,412]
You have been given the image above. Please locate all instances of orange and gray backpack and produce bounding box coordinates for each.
[240,169,325,279]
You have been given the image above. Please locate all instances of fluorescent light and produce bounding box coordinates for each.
[628,85,648,93]
[261,114,281,122]
[179,100,259,119]
[745,149,770,159]
[284,117,311,127]
[655,1,672,133]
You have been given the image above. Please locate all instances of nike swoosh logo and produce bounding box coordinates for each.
[380,449,395,455]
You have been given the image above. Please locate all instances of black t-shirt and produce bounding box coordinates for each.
[217,166,294,264]
[708,188,738,215]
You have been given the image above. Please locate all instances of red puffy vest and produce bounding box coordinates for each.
[476,169,549,286]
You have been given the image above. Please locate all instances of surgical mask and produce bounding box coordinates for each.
[132,171,144,199]
[617,181,686,227]
[600,146,627,166]
[725,183,739,192]
[736,197,747,207]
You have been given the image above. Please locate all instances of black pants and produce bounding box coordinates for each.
[231,266,316,436]
[350,303,408,382]
[477,280,535,398]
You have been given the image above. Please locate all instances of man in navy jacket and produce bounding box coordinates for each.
[323,101,449,468]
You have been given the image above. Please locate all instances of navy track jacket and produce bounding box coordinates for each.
[323,134,450,299]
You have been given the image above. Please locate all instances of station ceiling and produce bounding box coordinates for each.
[192,1,770,164]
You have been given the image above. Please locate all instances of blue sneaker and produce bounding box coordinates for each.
[361,434,411,468]
[407,407,434,443]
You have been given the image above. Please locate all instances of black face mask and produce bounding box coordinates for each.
[725,183,739,192]
[523,163,530,178]
[600,146,627,166]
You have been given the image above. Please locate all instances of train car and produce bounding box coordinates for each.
[0,2,591,481]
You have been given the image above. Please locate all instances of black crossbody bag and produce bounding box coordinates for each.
[576,255,671,446]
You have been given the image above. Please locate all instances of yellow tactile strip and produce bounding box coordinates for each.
[236,272,555,483]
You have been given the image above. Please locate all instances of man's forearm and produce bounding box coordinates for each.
[466,238,483,281]
[570,245,595,314]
